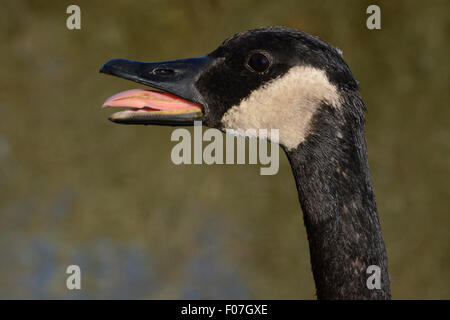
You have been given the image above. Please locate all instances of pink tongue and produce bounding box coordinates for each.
[102,89,202,111]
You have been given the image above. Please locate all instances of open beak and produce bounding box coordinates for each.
[100,57,211,125]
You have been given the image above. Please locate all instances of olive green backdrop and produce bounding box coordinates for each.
[0,0,448,299]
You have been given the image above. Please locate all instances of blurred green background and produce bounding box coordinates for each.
[0,0,448,299]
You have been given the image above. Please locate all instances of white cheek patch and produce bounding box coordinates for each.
[221,65,342,150]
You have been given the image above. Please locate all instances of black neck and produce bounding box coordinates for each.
[284,98,391,299]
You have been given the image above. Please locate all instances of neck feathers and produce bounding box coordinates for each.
[285,94,391,299]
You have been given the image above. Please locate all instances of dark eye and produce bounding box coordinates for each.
[247,52,270,73]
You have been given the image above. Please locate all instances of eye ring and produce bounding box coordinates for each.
[245,51,272,73]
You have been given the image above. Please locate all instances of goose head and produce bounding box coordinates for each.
[100,26,359,151]
[100,26,391,300]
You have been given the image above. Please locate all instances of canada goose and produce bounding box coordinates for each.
[100,26,391,300]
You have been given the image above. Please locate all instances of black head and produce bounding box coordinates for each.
[197,26,358,127]
[100,26,360,149]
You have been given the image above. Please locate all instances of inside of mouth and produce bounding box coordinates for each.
[102,89,203,114]
[130,106,160,112]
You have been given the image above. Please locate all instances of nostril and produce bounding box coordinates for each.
[153,68,175,76]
